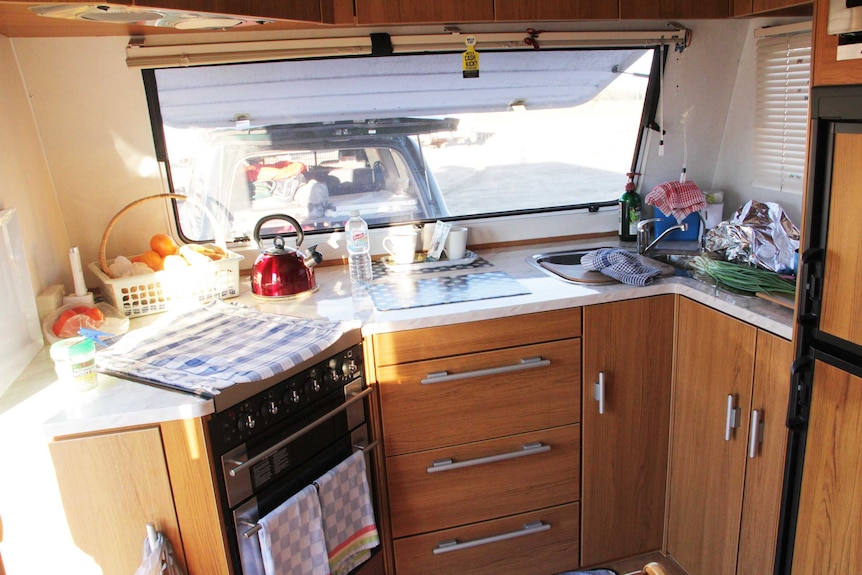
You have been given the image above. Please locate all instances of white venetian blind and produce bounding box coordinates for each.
[753,26,812,194]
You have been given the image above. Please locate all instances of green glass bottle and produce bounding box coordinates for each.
[618,172,641,241]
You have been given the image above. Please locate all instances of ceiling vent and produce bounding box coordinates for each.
[29,3,276,30]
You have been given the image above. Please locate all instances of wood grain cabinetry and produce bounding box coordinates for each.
[50,419,231,575]
[619,0,729,19]
[371,308,582,575]
[818,131,862,345]
[581,296,674,566]
[495,0,618,21]
[812,0,862,86]
[731,0,811,17]
[355,0,494,24]
[666,298,792,575]
[790,360,862,573]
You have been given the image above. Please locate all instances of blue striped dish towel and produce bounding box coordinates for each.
[581,248,663,286]
[258,484,331,575]
[95,300,347,396]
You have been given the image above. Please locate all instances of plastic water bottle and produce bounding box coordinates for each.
[345,210,373,290]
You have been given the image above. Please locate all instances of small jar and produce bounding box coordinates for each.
[50,337,97,392]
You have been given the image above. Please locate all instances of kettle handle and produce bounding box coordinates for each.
[253,214,304,248]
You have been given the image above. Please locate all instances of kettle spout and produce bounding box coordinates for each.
[303,245,323,268]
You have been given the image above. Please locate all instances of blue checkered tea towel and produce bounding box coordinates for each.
[581,248,663,286]
[259,484,331,575]
[95,300,347,396]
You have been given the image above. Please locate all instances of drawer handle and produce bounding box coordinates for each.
[748,409,764,459]
[594,371,606,415]
[421,357,551,385]
[427,442,551,474]
[433,521,551,555]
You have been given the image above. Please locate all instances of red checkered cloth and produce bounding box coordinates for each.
[645,180,706,223]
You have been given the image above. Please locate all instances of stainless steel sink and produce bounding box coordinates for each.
[528,246,678,284]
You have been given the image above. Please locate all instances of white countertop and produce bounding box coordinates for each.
[11,237,793,438]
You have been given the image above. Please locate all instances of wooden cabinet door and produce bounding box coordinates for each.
[355,0,493,24]
[495,0,618,20]
[820,131,862,347]
[49,427,185,575]
[620,0,728,18]
[736,331,792,575]
[581,296,674,566]
[666,298,756,575]
[791,360,862,574]
[812,0,862,86]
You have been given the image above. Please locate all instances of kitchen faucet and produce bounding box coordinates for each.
[637,217,689,255]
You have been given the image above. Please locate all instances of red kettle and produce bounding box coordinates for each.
[250,214,322,298]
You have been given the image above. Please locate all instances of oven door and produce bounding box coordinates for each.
[223,382,377,575]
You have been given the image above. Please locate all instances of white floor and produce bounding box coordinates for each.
[0,349,103,575]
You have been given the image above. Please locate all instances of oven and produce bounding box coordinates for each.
[205,335,381,575]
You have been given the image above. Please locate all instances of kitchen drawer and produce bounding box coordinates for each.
[378,338,581,455]
[388,424,580,538]
[371,307,581,366]
[393,501,580,575]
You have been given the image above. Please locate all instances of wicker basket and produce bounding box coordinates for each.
[91,193,243,318]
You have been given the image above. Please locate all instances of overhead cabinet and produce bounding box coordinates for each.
[495,0,618,20]
[134,0,339,23]
[619,0,729,18]
[355,0,494,24]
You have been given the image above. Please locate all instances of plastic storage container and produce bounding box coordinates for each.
[653,207,702,242]
[345,210,373,290]
[50,336,97,392]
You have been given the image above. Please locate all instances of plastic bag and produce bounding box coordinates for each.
[134,532,185,575]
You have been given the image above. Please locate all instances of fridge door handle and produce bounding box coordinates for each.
[748,409,763,459]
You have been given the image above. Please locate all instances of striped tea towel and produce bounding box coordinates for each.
[95,300,347,396]
[259,484,331,575]
[581,248,663,286]
[645,180,706,223]
[315,451,380,575]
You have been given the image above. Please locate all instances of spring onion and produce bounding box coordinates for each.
[689,256,796,295]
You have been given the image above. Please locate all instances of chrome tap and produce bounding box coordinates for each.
[637,217,689,255]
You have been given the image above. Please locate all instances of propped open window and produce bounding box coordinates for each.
[144,42,665,243]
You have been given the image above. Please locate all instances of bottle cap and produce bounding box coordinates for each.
[350,210,360,217]
[50,336,96,362]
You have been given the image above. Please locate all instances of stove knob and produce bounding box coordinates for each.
[306,377,322,395]
[237,411,256,433]
[263,399,279,417]
[326,359,341,384]
[285,386,301,405]
[343,359,359,378]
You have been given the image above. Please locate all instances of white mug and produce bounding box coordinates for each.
[383,232,418,264]
[445,227,468,260]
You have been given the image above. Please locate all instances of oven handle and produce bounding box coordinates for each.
[228,386,374,478]
[240,439,381,539]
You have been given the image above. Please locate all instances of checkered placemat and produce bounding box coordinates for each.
[366,271,530,311]
[371,254,492,278]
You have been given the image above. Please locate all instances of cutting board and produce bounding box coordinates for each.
[541,255,676,284]
[0,209,44,396]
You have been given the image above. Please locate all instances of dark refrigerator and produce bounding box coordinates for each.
[775,84,862,575]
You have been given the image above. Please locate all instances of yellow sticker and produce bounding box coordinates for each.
[462,36,479,79]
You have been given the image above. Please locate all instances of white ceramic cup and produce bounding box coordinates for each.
[445,227,468,260]
[383,231,418,264]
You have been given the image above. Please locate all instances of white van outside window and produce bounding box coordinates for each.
[144,47,661,244]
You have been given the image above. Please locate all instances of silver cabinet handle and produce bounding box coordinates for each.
[433,521,550,555]
[421,357,550,385]
[748,409,763,459]
[725,394,741,441]
[594,371,606,415]
[427,442,551,474]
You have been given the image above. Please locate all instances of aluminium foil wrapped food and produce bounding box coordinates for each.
[704,200,800,274]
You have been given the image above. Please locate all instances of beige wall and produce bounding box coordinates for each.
[11,35,173,292]
[0,35,68,295]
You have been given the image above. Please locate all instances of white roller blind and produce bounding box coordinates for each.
[753,27,811,194]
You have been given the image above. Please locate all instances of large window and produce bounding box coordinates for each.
[146,47,659,243]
